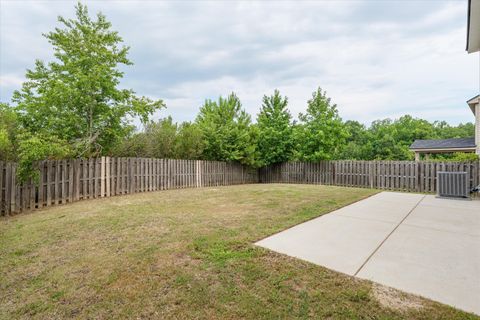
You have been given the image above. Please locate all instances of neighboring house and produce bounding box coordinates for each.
[410,0,480,160]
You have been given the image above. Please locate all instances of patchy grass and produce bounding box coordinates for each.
[0,184,477,319]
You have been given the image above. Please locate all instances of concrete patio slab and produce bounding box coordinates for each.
[366,191,424,205]
[255,192,480,315]
[420,195,480,210]
[404,200,480,237]
[357,224,480,315]
[334,199,416,224]
[256,214,396,275]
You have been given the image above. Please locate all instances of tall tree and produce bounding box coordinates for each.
[294,88,347,161]
[12,3,164,157]
[196,93,256,165]
[256,90,293,166]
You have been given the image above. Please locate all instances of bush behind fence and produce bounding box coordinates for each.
[2,158,479,216]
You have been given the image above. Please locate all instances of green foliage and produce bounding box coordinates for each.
[111,90,476,164]
[367,116,433,160]
[143,117,178,158]
[175,122,204,159]
[4,2,163,180]
[196,93,257,166]
[12,2,164,158]
[294,88,347,161]
[430,152,479,162]
[256,90,294,166]
[110,130,149,158]
[112,118,204,159]
[0,103,18,162]
[450,153,479,161]
[433,121,475,139]
[0,129,12,160]
[337,120,372,160]
[16,133,72,182]
[337,115,476,161]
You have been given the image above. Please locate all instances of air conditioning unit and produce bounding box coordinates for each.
[436,171,469,199]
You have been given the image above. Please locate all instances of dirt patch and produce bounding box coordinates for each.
[372,283,424,312]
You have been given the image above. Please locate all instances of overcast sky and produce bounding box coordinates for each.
[0,0,478,127]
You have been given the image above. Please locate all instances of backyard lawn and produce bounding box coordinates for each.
[0,184,477,319]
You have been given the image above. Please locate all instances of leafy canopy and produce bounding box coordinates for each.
[0,103,18,162]
[256,90,293,166]
[294,88,347,161]
[12,2,164,157]
[16,133,71,182]
[336,115,477,161]
[196,93,257,165]
[113,118,205,160]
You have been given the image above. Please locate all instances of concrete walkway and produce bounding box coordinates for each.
[255,192,480,315]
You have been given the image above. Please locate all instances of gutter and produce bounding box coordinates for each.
[467,0,471,51]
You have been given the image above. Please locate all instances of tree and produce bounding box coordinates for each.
[175,122,204,159]
[368,119,404,160]
[110,129,149,158]
[256,90,294,166]
[12,3,164,157]
[337,120,373,160]
[368,116,433,160]
[195,93,256,165]
[112,118,205,159]
[143,117,178,158]
[433,121,475,139]
[16,133,71,182]
[0,103,18,161]
[294,88,347,161]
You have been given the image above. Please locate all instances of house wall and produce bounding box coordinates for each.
[476,103,480,154]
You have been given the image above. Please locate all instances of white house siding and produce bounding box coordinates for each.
[476,103,480,155]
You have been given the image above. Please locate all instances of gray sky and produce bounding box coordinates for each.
[0,0,478,126]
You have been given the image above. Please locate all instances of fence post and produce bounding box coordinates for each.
[68,159,73,203]
[100,157,106,197]
[167,159,172,189]
[10,163,16,214]
[195,160,201,188]
[4,163,11,215]
[416,161,422,192]
[129,158,135,194]
[54,160,60,205]
[369,161,374,189]
[332,161,336,185]
[74,159,80,201]
[106,157,111,197]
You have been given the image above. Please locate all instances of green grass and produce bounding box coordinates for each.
[0,184,477,319]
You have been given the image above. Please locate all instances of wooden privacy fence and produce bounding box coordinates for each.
[0,158,258,216]
[2,158,479,216]
[259,160,480,195]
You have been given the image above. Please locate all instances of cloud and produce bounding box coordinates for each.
[0,74,24,87]
[0,0,477,127]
